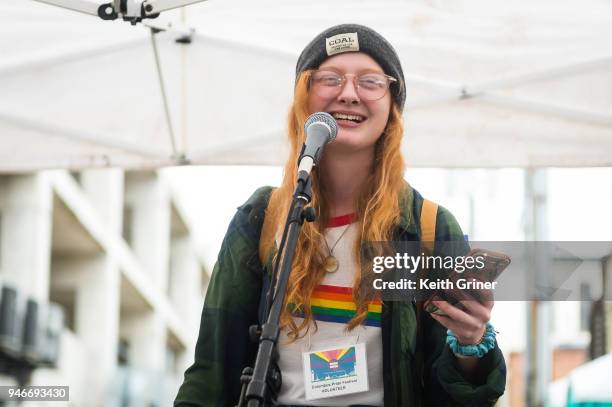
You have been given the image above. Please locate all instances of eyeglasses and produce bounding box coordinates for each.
[309,69,397,101]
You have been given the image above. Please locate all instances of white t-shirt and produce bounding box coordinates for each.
[276,214,384,406]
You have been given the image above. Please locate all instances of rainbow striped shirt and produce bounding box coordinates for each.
[291,284,382,328]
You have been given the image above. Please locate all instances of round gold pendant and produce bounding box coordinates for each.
[324,256,339,273]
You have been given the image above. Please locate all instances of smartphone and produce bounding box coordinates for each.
[422,248,511,316]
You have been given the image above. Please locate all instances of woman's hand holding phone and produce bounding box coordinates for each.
[428,289,494,345]
[425,249,509,345]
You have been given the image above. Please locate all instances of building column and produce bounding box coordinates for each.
[80,169,124,236]
[524,168,552,407]
[73,255,121,406]
[121,311,166,407]
[122,171,170,406]
[169,237,202,335]
[0,174,52,302]
[168,237,205,374]
[71,169,123,406]
[125,172,170,292]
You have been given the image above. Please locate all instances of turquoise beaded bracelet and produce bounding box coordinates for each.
[446,322,496,358]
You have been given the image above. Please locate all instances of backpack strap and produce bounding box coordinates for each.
[416,198,438,390]
[420,198,438,254]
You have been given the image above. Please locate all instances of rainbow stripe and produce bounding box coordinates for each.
[291,285,382,327]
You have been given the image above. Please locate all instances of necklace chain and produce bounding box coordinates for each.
[323,223,352,255]
[322,223,352,273]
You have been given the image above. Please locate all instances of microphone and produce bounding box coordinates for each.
[297,112,338,178]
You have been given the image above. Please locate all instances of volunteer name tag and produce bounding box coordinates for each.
[302,342,368,400]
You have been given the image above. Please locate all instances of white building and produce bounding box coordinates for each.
[0,169,209,406]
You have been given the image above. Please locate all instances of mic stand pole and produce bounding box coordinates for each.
[236,172,315,407]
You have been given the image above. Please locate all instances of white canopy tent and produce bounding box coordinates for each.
[1,0,611,172]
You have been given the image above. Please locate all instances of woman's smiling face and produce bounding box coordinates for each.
[307,52,392,154]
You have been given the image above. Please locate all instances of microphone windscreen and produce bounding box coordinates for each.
[304,112,338,140]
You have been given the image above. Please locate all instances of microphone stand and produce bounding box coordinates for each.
[236,172,315,407]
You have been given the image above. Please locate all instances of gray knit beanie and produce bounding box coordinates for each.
[296,23,405,109]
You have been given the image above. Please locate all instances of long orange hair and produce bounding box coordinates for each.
[259,69,406,340]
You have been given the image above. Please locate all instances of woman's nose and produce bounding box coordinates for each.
[336,76,360,105]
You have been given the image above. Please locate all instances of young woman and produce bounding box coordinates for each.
[175,24,506,407]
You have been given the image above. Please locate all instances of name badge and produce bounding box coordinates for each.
[302,342,368,400]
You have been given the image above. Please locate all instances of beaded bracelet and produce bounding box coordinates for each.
[446,322,496,359]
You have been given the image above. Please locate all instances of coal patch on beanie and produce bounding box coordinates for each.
[295,23,406,110]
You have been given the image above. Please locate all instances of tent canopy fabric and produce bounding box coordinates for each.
[546,354,612,407]
[2,0,612,172]
[567,353,612,405]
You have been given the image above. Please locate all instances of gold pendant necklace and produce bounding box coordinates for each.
[323,224,352,273]
[323,256,340,273]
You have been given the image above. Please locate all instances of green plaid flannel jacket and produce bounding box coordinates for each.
[174,184,506,406]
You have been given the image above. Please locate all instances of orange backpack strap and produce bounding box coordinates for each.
[420,198,438,255]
